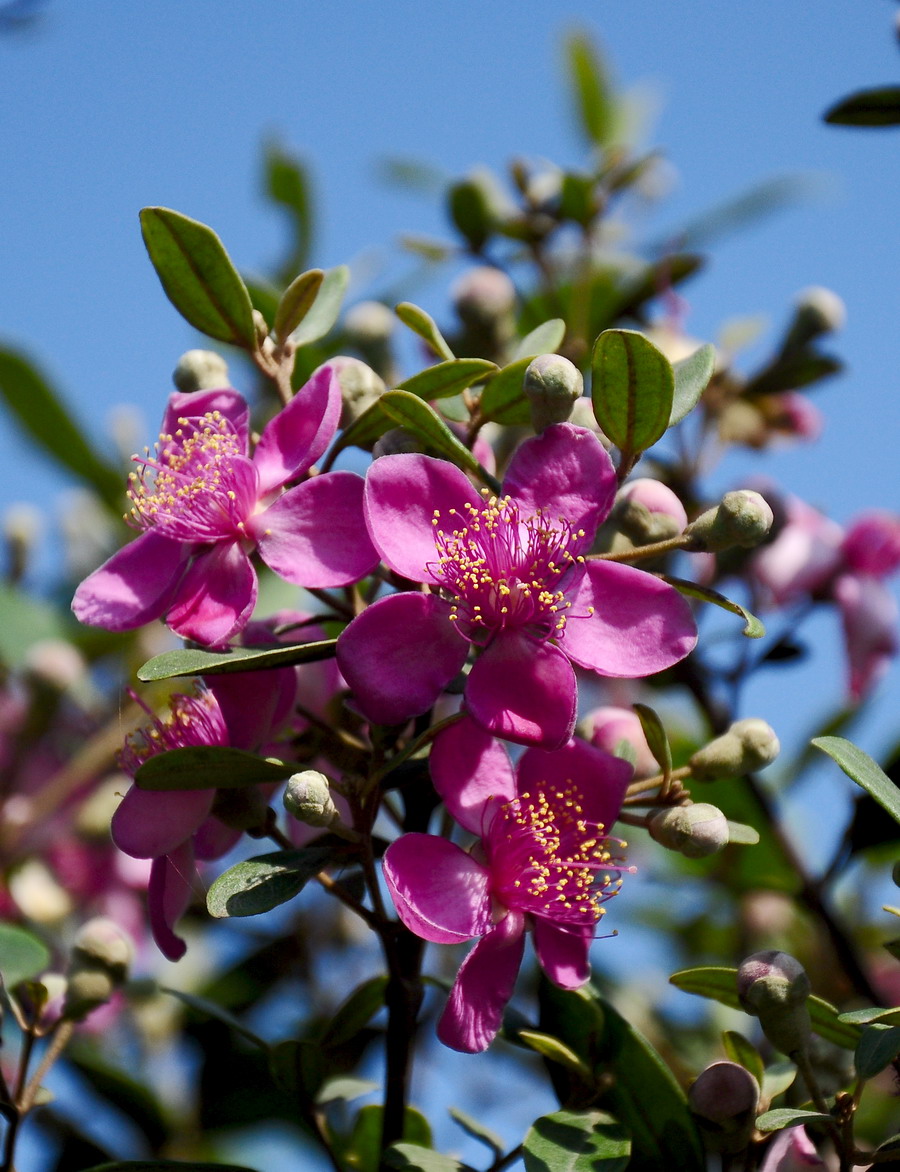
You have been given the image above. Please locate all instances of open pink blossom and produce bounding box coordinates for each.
[337,423,696,748]
[382,717,632,1052]
[758,1126,826,1171]
[72,368,379,646]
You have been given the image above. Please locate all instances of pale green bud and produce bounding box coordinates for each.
[62,918,133,1021]
[284,770,340,829]
[524,354,584,432]
[452,266,516,328]
[318,356,386,429]
[372,428,425,459]
[689,719,780,781]
[344,300,396,347]
[684,490,774,552]
[737,950,811,1055]
[648,803,730,858]
[172,349,230,393]
[781,285,846,354]
[688,1060,759,1155]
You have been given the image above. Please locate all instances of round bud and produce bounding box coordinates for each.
[318,356,386,429]
[613,479,688,546]
[284,770,340,829]
[684,490,774,552]
[172,349,230,393]
[62,917,134,1021]
[452,266,516,328]
[648,803,730,858]
[344,301,396,347]
[737,950,812,1055]
[688,1060,759,1154]
[372,428,424,459]
[689,719,780,781]
[580,706,658,778]
[523,354,583,432]
[787,285,847,345]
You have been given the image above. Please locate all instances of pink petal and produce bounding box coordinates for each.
[162,388,250,446]
[437,910,526,1053]
[207,670,296,751]
[147,842,195,961]
[112,785,214,859]
[464,632,577,749]
[193,817,242,861]
[429,716,517,834]
[251,471,379,587]
[383,833,491,943]
[364,453,483,583]
[833,572,899,701]
[842,511,900,578]
[166,542,258,646]
[517,738,631,834]
[72,531,191,631]
[502,424,616,541]
[253,366,342,495]
[565,560,697,677]
[337,592,468,726]
[759,1125,826,1171]
[532,919,593,989]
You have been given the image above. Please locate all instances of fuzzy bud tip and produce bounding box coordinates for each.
[648,803,730,858]
[284,770,340,828]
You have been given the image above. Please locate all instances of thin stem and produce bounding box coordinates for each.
[590,533,693,563]
[19,1021,73,1114]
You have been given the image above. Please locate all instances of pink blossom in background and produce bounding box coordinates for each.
[72,368,379,646]
[581,705,657,778]
[337,423,696,749]
[750,493,844,608]
[382,718,632,1052]
[758,1126,827,1171]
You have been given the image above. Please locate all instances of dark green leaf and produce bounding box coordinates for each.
[838,1007,900,1026]
[517,1030,594,1081]
[560,172,596,226]
[139,207,257,349]
[565,31,616,149]
[632,703,672,776]
[812,737,900,825]
[137,638,338,681]
[379,391,499,490]
[855,1024,900,1080]
[591,329,674,457]
[824,87,900,127]
[291,265,349,347]
[398,359,498,401]
[721,1031,764,1087]
[755,1108,832,1133]
[670,344,716,426]
[662,575,765,638]
[448,178,496,250]
[0,348,123,509]
[346,1106,432,1172]
[384,1145,470,1172]
[744,353,841,399]
[513,319,567,361]
[159,987,267,1050]
[273,268,324,343]
[207,844,344,918]
[395,302,455,361]
[264,141,314,279]
[478,356,533,425]
[320,976,388,1049]
[269,1038,325,1099]
[524,1109,630,1172]
[135,746,290,791]
[0,922,50,988]
[447,1107,503,1158]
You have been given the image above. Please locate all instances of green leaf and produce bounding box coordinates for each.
[513,318,567,361]
[838,1007,900,1026]
[744,353,841,399]
[384,1145,470,1172]
[379,391,499,490]
[291,264,349,347]
[726,821,761,846]
[812,737,900,825]
[269,1038,325,1099]
[320,976,388,1049]
[264,141,314,279]
[517,1030,594,1082]
[824,87,900,127]
[524,1109,630,1172]
[855,1023,900,1080]
[135,746,290,792]
[137,638,337,681]
[669,344,716,426]
[632,703,672,777]
[273,268,324,343]
[447,1107,503,1158]
[159,987,267,1050]
[662,575,765,638]
[81,1164,260,1172]
[139,207,257,350]
[478,355,533,425]
[761,1060,797,1103]
[755,1108,832,1133]
[0,583,74,669]
[591,329,674,458]
[0,348,123,509]
[316,1076,378,1106]
[207,844,344,918]
[395,302,455,361]
[565,31,616,149]
[668,967,861,1050]
[346,1106,432,1172]
[0,922,50,988]
[721,1030,764,1087]
[397,359,498,401]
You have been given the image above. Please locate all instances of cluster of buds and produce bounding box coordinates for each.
[62,917,134,1022]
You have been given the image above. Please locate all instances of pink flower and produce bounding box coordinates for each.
[582,705,658,778]
[758,1126,826,1171]
[751,494,844,608]
[841,511,900,578]
[833,572,899,701]
[382,718,632,1052]
[72,369,379,646]
[337,423,696,748]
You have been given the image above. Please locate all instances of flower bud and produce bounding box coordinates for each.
[647,803,730,858]
[580,706,657,778]
[523,354,583,432]
[372,428,425,459]
[252,309,269,346]
[447,171,508,251]
[612,479,688,546]
[62,917,133,1021]
[737,950,812,1055]
[689,719,780,781]
[344,301,396,379]
[452,266,516,328]
[284,770,340,829]
[3,501,44,583]
[685,490,774,552]
[172,349,230,393]
[318,356,386,429]
[780,286,846,355]
[688,1060,758,1154]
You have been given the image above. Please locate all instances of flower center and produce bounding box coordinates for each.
[429,495,588,644]
[119,688,229,776]
[485,783,622,925]
[127,411,258,543]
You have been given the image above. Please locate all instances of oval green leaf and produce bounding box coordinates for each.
[320,975,388,1049]
[517,1030,594,1081]
[824,87,900,127]
[273,268,324,342]
[398,358,498,401]
[524,1109,631,1172]
[0,922,51,988]
[855,1023,900,1080]
[346,1106,432,1172]
[384,1145,469,1172]
[207,844,345,918]
[812,736,900,825]
[721,1030,764,1087]
[838,1007,900,1026]
[379,391,499,490]
[755,1108,832,1133]
[395,302,455,361]
[670,343,716,426]
[513,318,567,361]
[661,575,765,638]
[565,31,616,149]
[137,638,338,681]
[135,746,291,791]
[139,207,257,349]
[478,355,533,425]
[632,703,672,777]
[591,328,674,457]
[291,264,349,346]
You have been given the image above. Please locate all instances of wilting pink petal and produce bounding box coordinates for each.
[147,843,195,961]
[71,531,190,631]
[437,911,526,1053]
[166,542,257,646]
[532,920,594,989]
[428,716,516,833]
[111,786,215,859]
[383,833,491,943]
[252,367,342,495]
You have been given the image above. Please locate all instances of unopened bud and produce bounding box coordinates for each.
[252,309,269,346]
[284,770,340,829]
[781,286,846,354]
[62,917,133,1021]
[344,301,396,379]
[688,1061,759,1154]
[648,803,730,858]
[612,479,688,546]
[579,706,657,778]
[689,719,780,781]
[447,171,507,251]
[318,356,386,429]
[452,266,516,328]
[523,354,583,432]
[737,950,811,1055]
[372,428,425,459]
[684,490,774,552]
[172,349,230,393]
